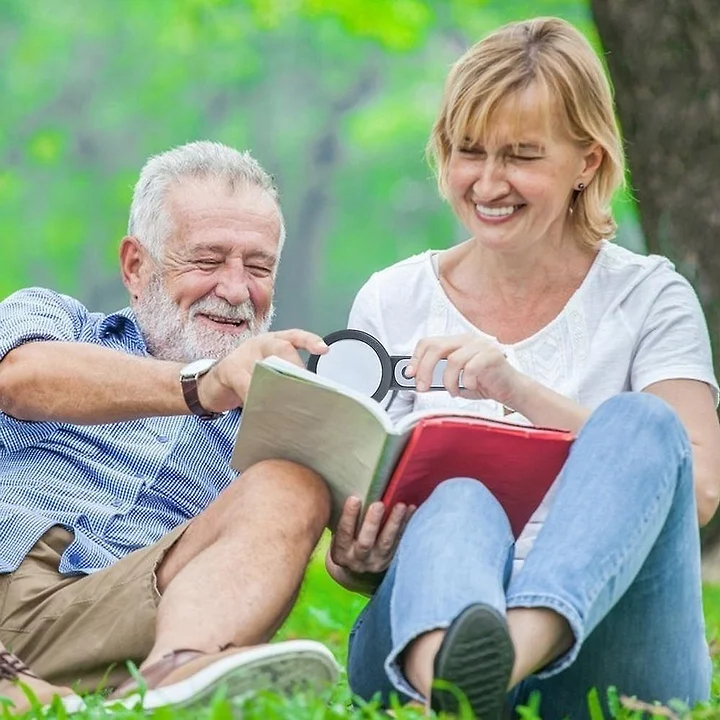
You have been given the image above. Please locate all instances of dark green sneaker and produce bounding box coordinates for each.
[431,603,514,720]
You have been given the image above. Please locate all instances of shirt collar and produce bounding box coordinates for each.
[98,306,148,353]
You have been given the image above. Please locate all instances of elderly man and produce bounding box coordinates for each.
[0,141,339,713]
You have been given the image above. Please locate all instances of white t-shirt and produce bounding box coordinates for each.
[348,241,718,571]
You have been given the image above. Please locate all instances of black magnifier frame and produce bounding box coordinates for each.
[306,328,449,402]
[307,329,392,401]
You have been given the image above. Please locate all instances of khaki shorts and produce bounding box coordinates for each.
[0,524,188,692]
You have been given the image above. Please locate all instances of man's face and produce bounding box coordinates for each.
[133,178,282,362]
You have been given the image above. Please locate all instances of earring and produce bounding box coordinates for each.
[577,182,585,191]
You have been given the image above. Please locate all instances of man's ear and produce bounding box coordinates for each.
[120,236,150,299]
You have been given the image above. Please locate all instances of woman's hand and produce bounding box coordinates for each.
[405,334,526,407]
[326,497,415,594]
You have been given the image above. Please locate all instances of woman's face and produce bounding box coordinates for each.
[445,85,601,253]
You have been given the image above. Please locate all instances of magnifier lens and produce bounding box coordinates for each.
[313,339,384,398]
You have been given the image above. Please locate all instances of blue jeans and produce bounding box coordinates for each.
[347,393,712,719]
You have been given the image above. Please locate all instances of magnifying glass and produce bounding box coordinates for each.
[306,329,451,402]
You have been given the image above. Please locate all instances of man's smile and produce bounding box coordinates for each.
[195,313,249,332]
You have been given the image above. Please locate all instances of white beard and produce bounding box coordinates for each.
[133,274,274,362]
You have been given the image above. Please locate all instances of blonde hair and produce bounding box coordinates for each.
[428,17,625,249]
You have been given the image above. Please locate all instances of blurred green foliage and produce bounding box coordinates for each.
[0,0,639,331]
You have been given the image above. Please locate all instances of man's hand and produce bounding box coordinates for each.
[326,497,415,594]
[197,329,327,413]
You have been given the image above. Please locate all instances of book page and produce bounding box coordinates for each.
[231,359,408,527]
[261,356,397,433]
[394,406,574,435]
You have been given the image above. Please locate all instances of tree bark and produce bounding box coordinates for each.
[590,0,720,547]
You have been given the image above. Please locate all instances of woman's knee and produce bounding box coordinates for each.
[589,392,689,455]
[411,478,512,540]
[594,392,684,435]
[423,478,495,514]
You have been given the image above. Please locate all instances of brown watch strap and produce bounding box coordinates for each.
[181,374,221,420]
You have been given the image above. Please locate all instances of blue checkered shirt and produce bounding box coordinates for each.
[0,287,241,575]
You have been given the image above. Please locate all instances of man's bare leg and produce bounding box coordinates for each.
[146,459,331,665]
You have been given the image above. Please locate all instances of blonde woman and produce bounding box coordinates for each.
[327,17,720,720]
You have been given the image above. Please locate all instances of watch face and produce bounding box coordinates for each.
[181,358,216,378]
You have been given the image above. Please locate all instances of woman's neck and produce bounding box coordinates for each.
[438,236,600,344]
[444,236,597,305]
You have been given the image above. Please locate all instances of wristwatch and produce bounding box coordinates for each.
[180,358,221,420]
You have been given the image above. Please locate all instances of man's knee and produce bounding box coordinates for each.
[239,458,332,528]
[193,459,332,551]
[157,461,330,591]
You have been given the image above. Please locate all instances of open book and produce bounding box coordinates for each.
[231,357,574,537]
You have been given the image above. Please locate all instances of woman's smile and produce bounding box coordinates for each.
[473,203,526,223]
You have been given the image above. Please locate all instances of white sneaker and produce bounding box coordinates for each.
[109,640,340,711]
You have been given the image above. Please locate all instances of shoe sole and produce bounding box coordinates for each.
[116,640,340,711]
[431,604,514,720]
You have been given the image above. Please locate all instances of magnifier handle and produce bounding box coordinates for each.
[391,357,454,391]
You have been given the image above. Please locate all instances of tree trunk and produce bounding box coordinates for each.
[590,0,720,548]
[273,64,381,332]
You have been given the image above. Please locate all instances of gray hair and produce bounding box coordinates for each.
[128,140,286,260]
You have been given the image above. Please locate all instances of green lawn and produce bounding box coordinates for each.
[11,542,720,719]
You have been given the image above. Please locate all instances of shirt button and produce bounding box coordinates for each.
[157,435,169,443]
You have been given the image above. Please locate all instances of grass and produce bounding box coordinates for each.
[7,539,720,720]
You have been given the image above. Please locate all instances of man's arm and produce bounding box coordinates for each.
[0,341,186,424]
[0,329,328,426]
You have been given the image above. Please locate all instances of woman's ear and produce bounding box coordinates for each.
[119,236,149,299]
[579,143,604,186]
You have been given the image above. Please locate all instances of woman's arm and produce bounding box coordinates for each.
[644,379,720,526]
[505,373,590,433]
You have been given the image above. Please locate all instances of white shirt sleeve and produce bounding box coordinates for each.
[347,275,416,421]
[629,271,719,403]
[348,274,388,345]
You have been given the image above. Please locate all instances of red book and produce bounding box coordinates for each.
[383,417,573,537]
[231,357,574,533]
